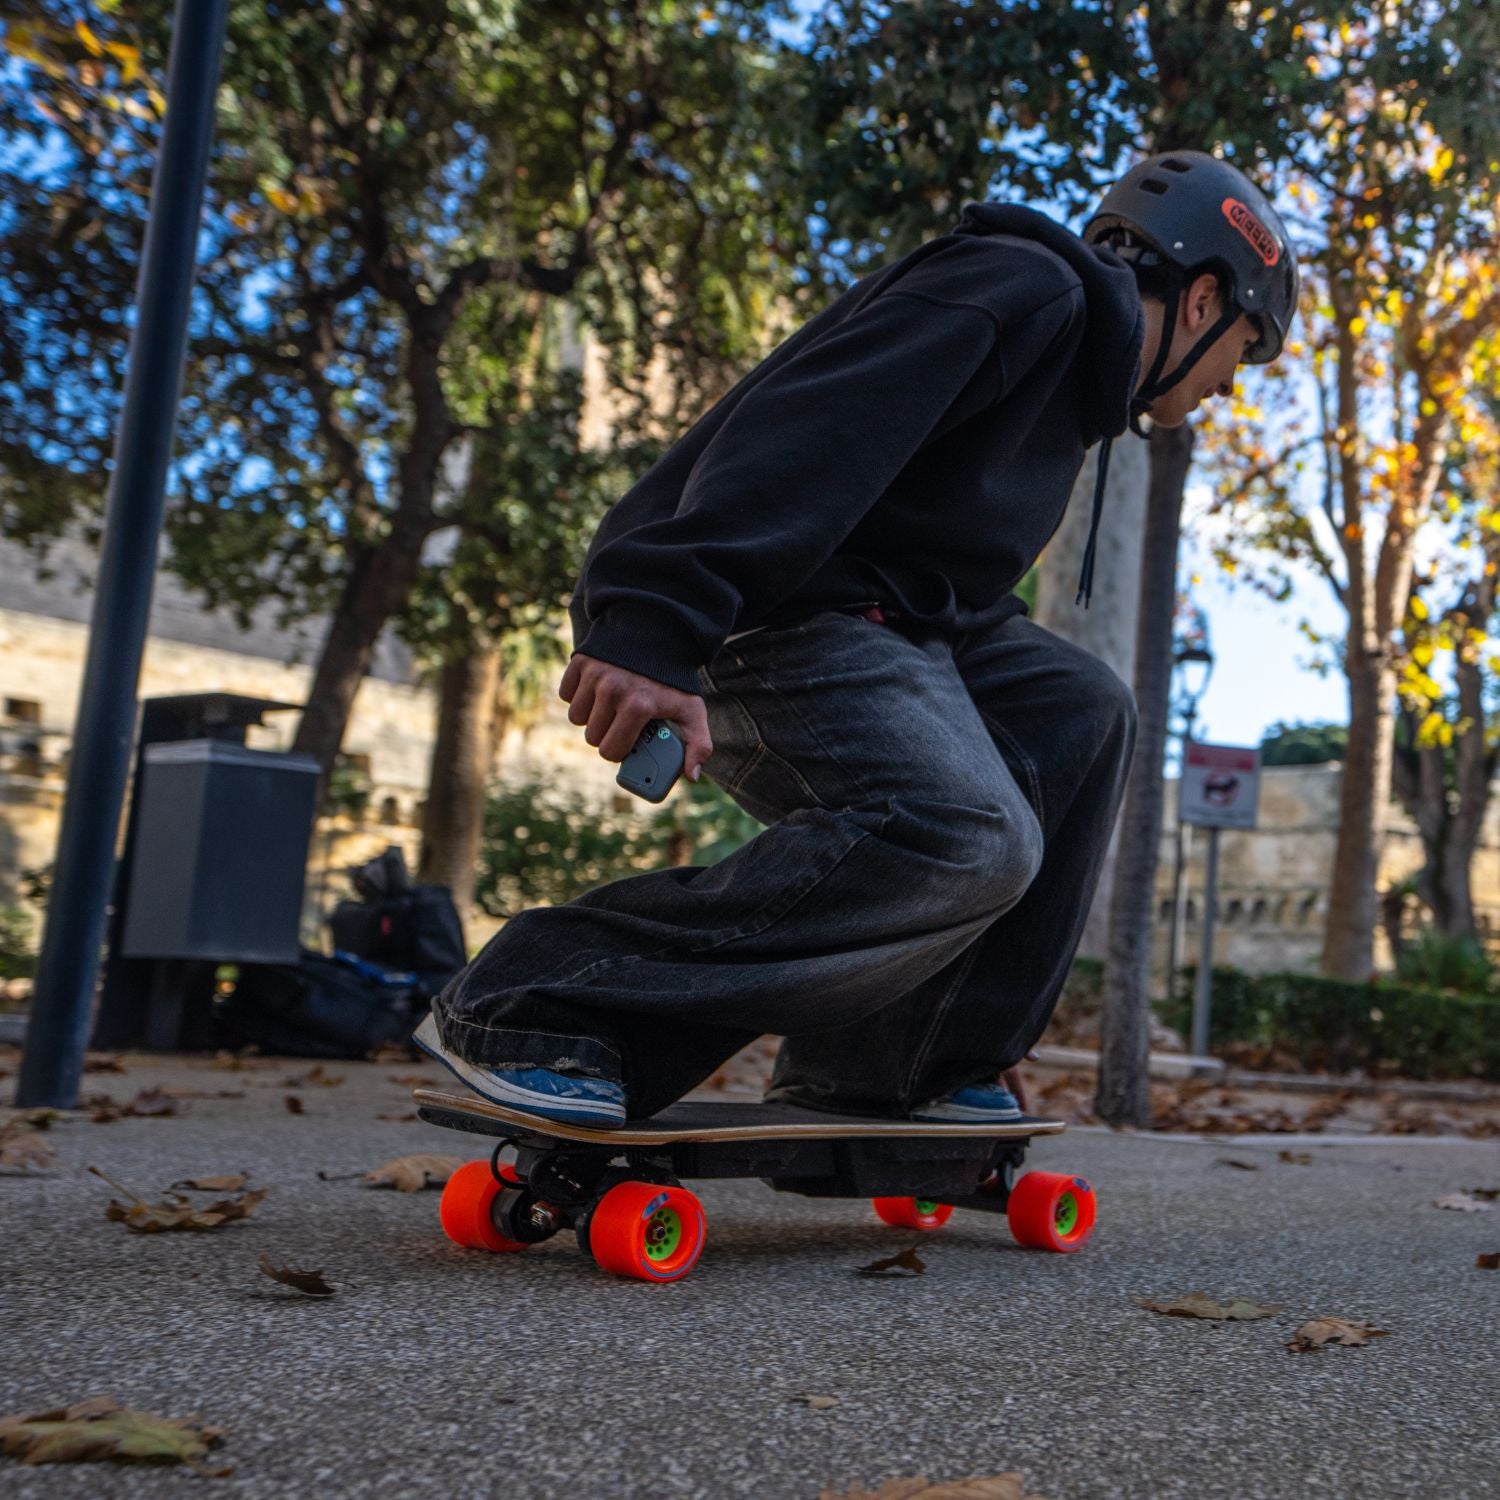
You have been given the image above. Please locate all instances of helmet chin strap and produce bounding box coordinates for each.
[1129,272,1241,439]
[1076,271,1242,607]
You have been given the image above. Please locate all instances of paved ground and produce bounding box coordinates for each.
[3,1049,1499,1499]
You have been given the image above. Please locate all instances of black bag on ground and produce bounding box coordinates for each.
[328,847,466,999]
[213,948,425,1060]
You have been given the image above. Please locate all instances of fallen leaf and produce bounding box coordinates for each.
[1278,1151,1313,1166]
[363,1154,466,1192]
[1466,1187,1500,1201]
[1214,1158,1261,1171]
[792,1394,840,1410]
[171,1174,249,1193]
[92,1166,265,1233]
[279,1065,343,1088]
[1286,1316,1389,1352]
[1477,1252,1500,1270]
[82,1053,127,1074]
[284,1096,304,1115]
[0,1113,58,1174]
[366,1042,411,1063]
[387,1074,431,1087]
[856,1246,926,1278]
[818,1473,1051,1499]
[0,1395,226,1469]
[375,1113,418,1123]
[1433,1193,1493,1212]
[86,1089,177,1123]
[256,1255,335,1298]
[1137,1293,1280,1321]
[212,1049,272,1071]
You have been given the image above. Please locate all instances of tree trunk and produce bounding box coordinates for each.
[1034,433,1151,960]
[418,647,503,914]
[1321,624,1396,980]
[1096,422,1195,1126]
[291,520,431,793]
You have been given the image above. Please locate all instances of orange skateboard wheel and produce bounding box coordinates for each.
[587,1182,706,1282]
[1006,1170,1096,1252]
[439,1160,529,1253]
[871,1196,955,1231]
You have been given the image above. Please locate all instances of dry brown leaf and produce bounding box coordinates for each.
[1286,1316,1389,1352]
[92,1166,266,1233]
[0,1130,56,1174]
[1434,1192,1493,1212]
[1137,1292,1280,1321]
[367,1042,411,1063]
[1214,1158,1261,1171]
[363,1154,466,1192]
[1466,1187,1500,1201]
[1278,1151,1313,1165]
[279,1065,343,1088]
[82,1052,127,1074]
[86,1089,177,1123]
[1477,1252,1500,1270]
[387,1074,431,1087]
[792,1394,840,1410]
[284,1095,304,1115]
[0,1395,226,1470]
[212,1049,272,1071]
[0,1114,57,1174]
[256,1255,335,1298]
[856,1246,926,1278]
[818,1473,1051,1500]
[171,1174,249,1193]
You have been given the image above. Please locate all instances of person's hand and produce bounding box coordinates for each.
[559,653,714,783]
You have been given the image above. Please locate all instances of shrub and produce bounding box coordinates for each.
[1395,926,1497,995]
[1162,965,1500,1080]
[0,905,37,981]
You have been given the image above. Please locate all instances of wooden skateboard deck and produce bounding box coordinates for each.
[412,1088,1067,1145]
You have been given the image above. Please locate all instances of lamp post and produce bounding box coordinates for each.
[1166,640,1214,1008]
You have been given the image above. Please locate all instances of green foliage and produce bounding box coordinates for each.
[323,755,373,821]
[0,905,37,981]
[1014,563,1040,615]
[1259,719,1347,765]
[1395,926,1497,996]
[1163,965,1500,1080]
[474,768,764,918]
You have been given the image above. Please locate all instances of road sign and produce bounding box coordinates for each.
[1180,740,1261,830]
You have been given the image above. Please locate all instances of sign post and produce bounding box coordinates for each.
[1179,741,1262,1058]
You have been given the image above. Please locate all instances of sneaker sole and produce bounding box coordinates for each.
[412,1015,626,1129]
[910,1105,1023,1124]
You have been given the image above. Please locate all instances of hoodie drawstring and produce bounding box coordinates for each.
[1074,435,1114,609]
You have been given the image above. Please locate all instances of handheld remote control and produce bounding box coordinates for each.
[616,719,687,803]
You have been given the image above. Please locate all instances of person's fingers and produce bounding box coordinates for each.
[559,655,582,703]
[1001,1064,1029,1115]
[598,685,655,763]
[678,696,714,782]
[567,673,598,728]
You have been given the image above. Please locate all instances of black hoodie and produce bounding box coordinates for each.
[567,203,1145,696]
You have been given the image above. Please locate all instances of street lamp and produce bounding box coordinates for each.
[1166,641,1214,1008]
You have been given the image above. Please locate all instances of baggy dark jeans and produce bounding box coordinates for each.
[432,606,1138,1119]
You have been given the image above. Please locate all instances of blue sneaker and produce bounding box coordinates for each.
[413,1014,627,1129]
[910,1083,1023,1123]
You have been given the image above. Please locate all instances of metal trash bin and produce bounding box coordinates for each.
[119,739,320,962]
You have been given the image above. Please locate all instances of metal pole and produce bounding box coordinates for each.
[1191,825,1221,1059]
[15,0,230,1108]
[1165,716,1195,1003]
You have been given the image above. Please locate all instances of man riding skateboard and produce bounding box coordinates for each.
[415,150,1299,1129]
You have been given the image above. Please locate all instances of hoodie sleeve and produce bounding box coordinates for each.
[572,269,1065,695]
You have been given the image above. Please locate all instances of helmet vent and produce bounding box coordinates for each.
[1160,158,1192,172]
[1140,178,1169,195]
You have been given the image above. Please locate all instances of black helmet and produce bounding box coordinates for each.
[1084,151,1298,410]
